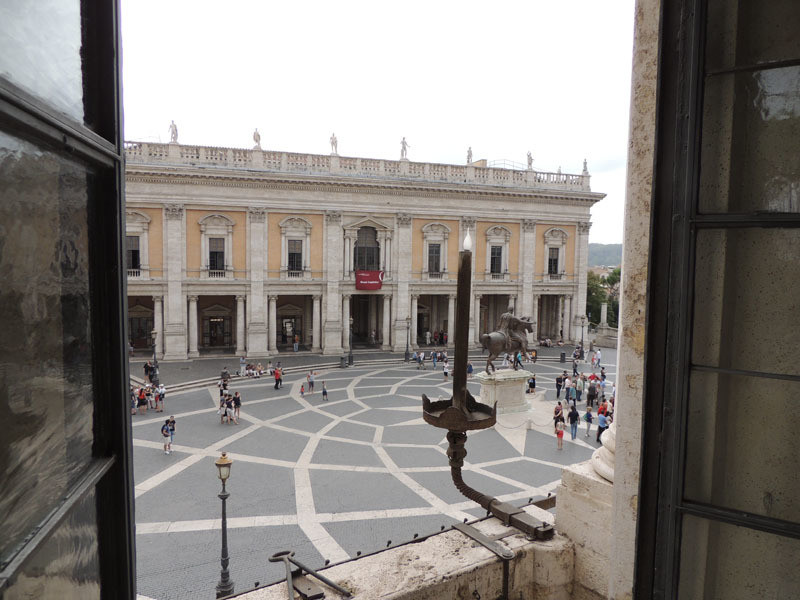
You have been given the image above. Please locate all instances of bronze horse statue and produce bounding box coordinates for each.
[479,320,534,373]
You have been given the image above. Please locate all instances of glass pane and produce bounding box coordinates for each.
[0,0,85,122]
[3,487,100,599]
[209,237,224,252]
[684,371,799,523]
[699,66,800,213]
[705,0,800,72]
[0,131,95,569]
[288,239,301,253]
[692,229,800,376]
[678,515,800,600]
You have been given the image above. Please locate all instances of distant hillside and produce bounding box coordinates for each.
[589,243,622,267]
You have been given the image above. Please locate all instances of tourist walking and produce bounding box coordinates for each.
[556,419,565,449]
[233,392,242,420]
[161,419,171,454]
[576,376,584,404]
[432,352,437,370]
[553,401,564,433]
[307,370,316,394]
[555,372,565,399]
[322,381,328,401]
[467,361,474,378]
[583,406,594,436]
[300,384,305,398]
[596,411,608,442]
[442,360,449,380]
[568,405,580,440]
[168,416,176,451]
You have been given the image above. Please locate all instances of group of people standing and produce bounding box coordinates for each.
[553,353,614,448]
[131,383,166,415]
[423,330,448,346]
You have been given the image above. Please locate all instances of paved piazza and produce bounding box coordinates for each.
[133,352,615,600]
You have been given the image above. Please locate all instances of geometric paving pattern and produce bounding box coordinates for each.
[133,357,613,599]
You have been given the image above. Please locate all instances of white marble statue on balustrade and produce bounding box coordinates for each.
[330,133,338,155]
[400,137,409,159]
[527,151,533,170]
[253,128,261,149]
[467,147,472,164]
[168,120,178,144]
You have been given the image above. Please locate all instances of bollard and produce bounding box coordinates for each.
[560,351,566,363]
[340,356,347,368]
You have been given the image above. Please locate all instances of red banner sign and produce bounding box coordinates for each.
[355,270,384,290]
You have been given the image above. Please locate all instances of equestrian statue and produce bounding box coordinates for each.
[479,306,534,373]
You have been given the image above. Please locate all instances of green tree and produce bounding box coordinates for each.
[586,271,607,326]
[601,267,621,326]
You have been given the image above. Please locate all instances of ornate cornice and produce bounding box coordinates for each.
[397,213,412,226]
[522,218,536,232]
[325,210,342,223]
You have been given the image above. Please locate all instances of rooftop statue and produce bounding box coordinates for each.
[467,147,472,164]
[330,132,338,154]
[168,120,178,144]
[527,151,533,170]
[400,137,410,159]
[480,305,533,373]
[253,128,261,149]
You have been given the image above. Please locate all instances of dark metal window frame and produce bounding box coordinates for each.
[209,237,225,271]
[126,235,141,270]
[288,239,303,272]
[0,0,135,597]
[428,242,441,273]
[490,245,503,274]
[547,247,559,274]
[636,0,800,597]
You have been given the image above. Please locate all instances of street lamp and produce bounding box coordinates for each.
[580,315,587,359]
[404,316,411,362]
[347,316,354,366]
[150,329,160,386]
[215,452,234,598]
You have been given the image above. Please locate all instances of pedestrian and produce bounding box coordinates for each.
[600,366,607,381]
[239,355,246,376]
[432,352,437,370]
[553,401,563,433]
[130,387,137,415]
[293,334,299,352]
[226,395,238,425]
[425,330,431,345]
[513,351,523,370]
[587,379,597,408]
[442,360,449,380]
[233,392,242,419]
[146,385,155,410]
[418,352,425,370]
[219,396,227,424]
[443,332,448,345]
[501,353,509,368]
[322,381,328,401]
[433,330,439,345]
[274,366,281,389]
[166,416,176,453]
[221,367,231,382]
[159,383,166,412]
[576,375,584,404]
[467,361,474,378]
[307,370,316,394]
[572,358,579,377]
[583,406,594,436]
[300,384,305,398]
[527,375,536,394]
[143,361,151,382]
[556,418,565,450]
[137,387,147,415]
[596,411,608,442]
[568,405,580,440]
[555,372,565,399]
[161,419,171,454]
[595,349,602,368]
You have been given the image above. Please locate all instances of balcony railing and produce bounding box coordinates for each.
[124,141,593,192]
[490,272,507,281]
[208,269,227,278]
[287,270,303,279]
[127,268,141,278]
[427,271,445,280]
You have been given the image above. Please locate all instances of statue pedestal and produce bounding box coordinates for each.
[475,369,530,414]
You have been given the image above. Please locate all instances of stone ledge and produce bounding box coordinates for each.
[232,511,574,600]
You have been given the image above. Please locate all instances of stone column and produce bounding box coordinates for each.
[247,208,268,356]
[187,295,199,358]
[473,293,482,343]
[312,294,322,352]
[601,302,609,326]
[268,295,278,352]
[410,294,419,349]
[235,295,246,354]
[323,211,344,354]
[532,294,540,343]
[342,294,351,350]
[574,221,591,338]
[447,294,456,347]
[520,219,536,322]
[163,204,187,359]
[392,213,413,351]
[562,295,571,342]
[153,295,164,358]
[381,294,391,350]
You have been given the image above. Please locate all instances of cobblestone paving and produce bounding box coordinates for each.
[133,351,615,600]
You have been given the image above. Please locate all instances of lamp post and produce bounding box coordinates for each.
[580,315,586,359]
[150,329,160,386]
[404,316,411,362]
[215,452,234,598]
[347,316,354,366]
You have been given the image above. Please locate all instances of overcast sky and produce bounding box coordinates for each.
[121,0,635,244]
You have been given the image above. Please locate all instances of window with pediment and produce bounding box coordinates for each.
[199,214,235,278]
[279,216,312,279]
[484,225,511,280]
[125,210,151,277]
[544,227,568,280]
[422,222,450,279]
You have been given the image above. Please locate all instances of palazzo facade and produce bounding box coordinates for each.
[124,142,604,359]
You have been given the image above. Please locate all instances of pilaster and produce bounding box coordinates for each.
[187,295,199,358]
[163,204,187,359]
[312,295,322,352]
[392,213,413,351]
[324,211,344,354]
[247,208,268,357]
